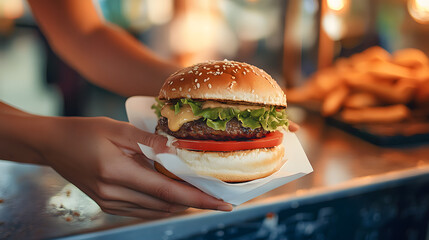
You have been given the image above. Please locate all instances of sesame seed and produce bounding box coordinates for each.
[214,65,220,68]
[199,72,202,76]
[231,76,236,79]
[169,81,173,85]
[208,84,212,88]
[187,94,191,98]
[197,83,200,88]
[172,88,176,91]
[207,68,211,70]
[188,88,191,92]
[243,71,246,75]
[188,70,193,73]
[251,89,255,93]
[179,87,182,91]
[180,78,184,81]
[195,79,198,82]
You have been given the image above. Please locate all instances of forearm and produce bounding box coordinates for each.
[55,25,177,96]
[0,102,49,165]
[28,0,179,96]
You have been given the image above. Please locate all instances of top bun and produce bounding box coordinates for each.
[159,60,287,107]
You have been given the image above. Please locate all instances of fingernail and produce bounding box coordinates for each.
[217,204,233,212]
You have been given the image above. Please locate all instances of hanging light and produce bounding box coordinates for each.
[408,0,429,24]
[326,0,349,13]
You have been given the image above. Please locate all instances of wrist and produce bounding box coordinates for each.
[1,113,55,165]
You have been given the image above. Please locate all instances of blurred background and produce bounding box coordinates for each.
[0,0,428,129]
[2,1,429,239]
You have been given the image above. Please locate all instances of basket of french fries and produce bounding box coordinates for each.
[287,46,429,146]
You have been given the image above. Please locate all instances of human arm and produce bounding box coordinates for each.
[27,0,179,97]
[0,101,233,218]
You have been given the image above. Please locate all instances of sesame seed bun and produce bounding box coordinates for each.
[159,60,287,107]
[155,144,286,182]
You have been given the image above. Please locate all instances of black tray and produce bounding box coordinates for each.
[326,117,429,147]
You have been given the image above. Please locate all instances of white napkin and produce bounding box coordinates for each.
[126,96,313,205]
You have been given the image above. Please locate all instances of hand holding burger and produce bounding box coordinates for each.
[152,60,291,182]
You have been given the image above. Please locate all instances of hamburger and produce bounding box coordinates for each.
[151,60,289,182]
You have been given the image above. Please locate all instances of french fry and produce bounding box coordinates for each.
[366,61,414,79]
[415,80,429,105]
[360,46,391,62]
[286,86,315,103]
[294,47,429,124]
[411,66,429,83]
[393,48,429,68]
[347,76,416,104]
[343,92,380,108]
[349,47,390,67]
[322,85,349,116]
[313,69,343,95]
[335,58,354,74]
[343,71,375,87]
[341,105,410,124]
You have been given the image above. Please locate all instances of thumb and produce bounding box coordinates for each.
[288,121,300,132]
[113,123,174,154]
[135,128,174,154]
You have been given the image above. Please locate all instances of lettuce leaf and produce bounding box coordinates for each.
[151,98,165,118]
[152,98,289,131]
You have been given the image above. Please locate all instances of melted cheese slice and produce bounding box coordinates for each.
[161,105,201,131]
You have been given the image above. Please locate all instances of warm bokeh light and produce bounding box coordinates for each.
[408,0,429,24]
[0,0,24,19]
[168,0,237,66]
[327,0,346,11]
[322,12,345,40]
[147,0,173,25]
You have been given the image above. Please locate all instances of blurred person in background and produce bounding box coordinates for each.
[0,0,298,218]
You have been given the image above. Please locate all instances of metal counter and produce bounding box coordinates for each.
[1,110,429,239]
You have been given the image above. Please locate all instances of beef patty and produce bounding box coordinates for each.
[156,117,269,140]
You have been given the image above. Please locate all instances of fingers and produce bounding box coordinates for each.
[93,182,189,213]
[96,150,233,212]
[103,207,175,219]
[110,121,172,154]
[289,121,300,132]
[116,159,233,211]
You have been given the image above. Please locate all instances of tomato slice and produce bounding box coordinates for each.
[172,131,283,152]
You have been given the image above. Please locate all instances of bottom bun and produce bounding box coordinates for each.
[155,145,286,183]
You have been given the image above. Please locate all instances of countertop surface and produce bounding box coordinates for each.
[1,110,429,239]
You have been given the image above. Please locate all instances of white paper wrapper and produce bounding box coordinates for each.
[126,96,313,205]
